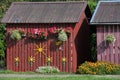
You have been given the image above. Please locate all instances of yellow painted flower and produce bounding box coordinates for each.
[15,57,20,62]
[62,57,67,62]
[34,43,47,57]
[46,56,52,62]
[28,56,35,62]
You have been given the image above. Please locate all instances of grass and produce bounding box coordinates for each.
[0,70,73,75]
[0,70,120,80]
[0,70,36,74]
[0,75,120,80]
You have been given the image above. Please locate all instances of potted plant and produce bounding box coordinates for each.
[10,30,22,41]
[106,34,116,43]
[58,29,68,41]
[28,29,48,40]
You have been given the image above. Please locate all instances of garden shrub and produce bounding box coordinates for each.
[77,61,120,75]
[35,66,60,74]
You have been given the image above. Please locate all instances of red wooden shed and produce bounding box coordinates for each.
[91,1,120,64]
[1,1,91,72]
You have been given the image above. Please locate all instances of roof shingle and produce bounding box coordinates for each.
[91,1,120,24]
[1,2,87,23]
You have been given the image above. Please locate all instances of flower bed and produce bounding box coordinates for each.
[77,61,120,75]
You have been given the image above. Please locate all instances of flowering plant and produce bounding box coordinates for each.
[36,66,60,73]
[28,29,48,40]
[48,26,59,34]
[18,28,27,37]
[77,61,120,75]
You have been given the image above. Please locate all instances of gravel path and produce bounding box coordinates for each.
[0,74,120,78]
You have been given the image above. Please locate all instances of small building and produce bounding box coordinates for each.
[90,1,120,64]
[1,1,91,72]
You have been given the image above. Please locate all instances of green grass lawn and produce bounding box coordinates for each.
[0,75,120,80]
[0,70,120,80]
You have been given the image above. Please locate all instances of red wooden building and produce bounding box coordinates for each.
[1,1,91,72]
[91,1,120,64]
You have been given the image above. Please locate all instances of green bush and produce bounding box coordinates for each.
[77,61,120,75]
[36,66,60,74]
[90,33,97,62]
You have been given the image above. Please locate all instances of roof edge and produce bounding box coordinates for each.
[90,22,120,25]
[90,1,101,23]
[99,0,120,2]
[12,1,87,4]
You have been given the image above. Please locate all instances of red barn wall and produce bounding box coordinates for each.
[6,23,78,72]
[97,25,120,64]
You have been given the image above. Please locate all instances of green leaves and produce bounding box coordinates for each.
[10,30,22,41]
[58,30,68,41]
[106,34,116,43]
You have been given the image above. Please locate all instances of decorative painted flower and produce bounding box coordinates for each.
[46,56,52,62]
[15,57,20,62]
[62,57,67,66]
[34,43,47,57]
[14,57,20,66]
[62,57,67,62]
[28,56,35,67]
[28,56,35,63]
[46,56,52,65]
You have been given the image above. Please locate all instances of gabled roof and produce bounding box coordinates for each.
[91,1,120,25]
[1,1,87,23]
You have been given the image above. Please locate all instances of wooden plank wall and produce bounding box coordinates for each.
[6,23,77,72]
[97,25,120,64]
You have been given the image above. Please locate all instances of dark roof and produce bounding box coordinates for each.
[1,2,87,23]
[91,1,120,25]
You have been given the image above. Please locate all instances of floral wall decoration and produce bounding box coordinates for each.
[28,29,48,40]
[28,56,35,67]
[48,26,72,41]
[62,57,67,66]
[14,57,20,66]
[48,26,60,34]
[34,43,47,57]
[46,56,52,66]
[9,26,72,42]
